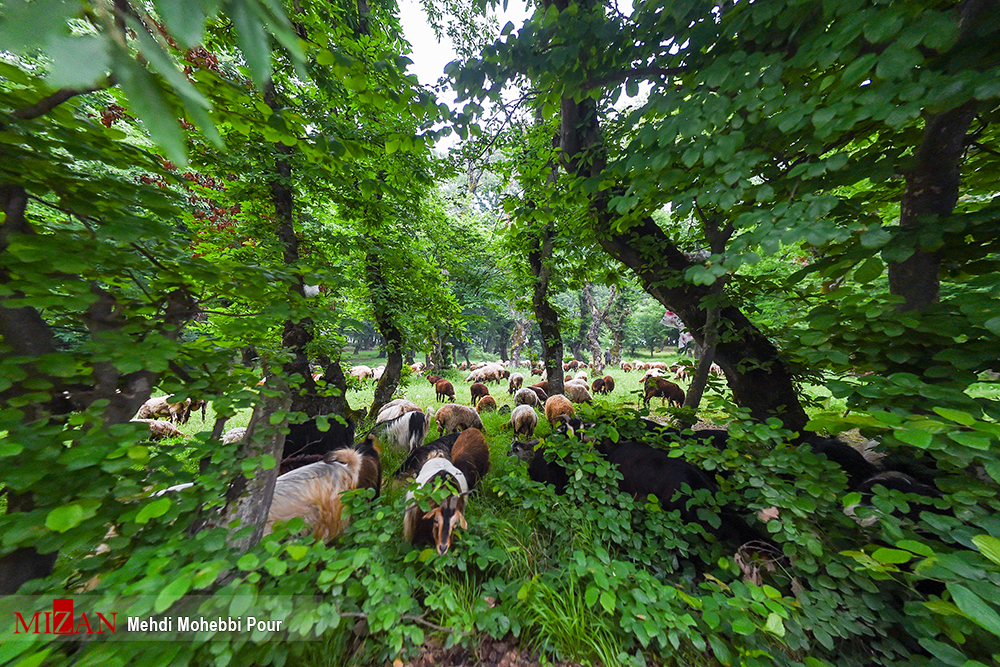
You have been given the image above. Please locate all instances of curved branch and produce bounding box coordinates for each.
[13,80,115,121]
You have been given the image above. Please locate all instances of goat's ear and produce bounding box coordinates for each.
[457,511,468,531]
[423,507,441,520]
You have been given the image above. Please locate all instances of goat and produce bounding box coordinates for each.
[266,437,381,541]
[470,382,490,406]
[434,404,485,437]
[392,433,460,479]
[643,378,684,408]
[509,404,538,439]
[476,395,497,413]
[136,396,189,424]
[403,429,489,555]
[379,409,431,452]
[435,379,456,403]
[544,395,575,428]
[508,372,524,395]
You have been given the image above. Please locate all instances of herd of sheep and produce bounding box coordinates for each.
[122,356,939,564]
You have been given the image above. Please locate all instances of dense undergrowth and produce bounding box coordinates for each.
[4,361,1000,667]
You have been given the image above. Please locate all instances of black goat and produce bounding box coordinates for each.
[393,433,461,479]
[282,417,356,460]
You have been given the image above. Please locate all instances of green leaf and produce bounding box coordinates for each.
[984,317,1000,337]
[227,0,271,87]
[238,553,260,570]
[731,616,755,635]
[599,590,616,614]
[972,535,1000,567]
[45,504,86,532]
[287,544,308,560]
[136,497,172,524]
[932,407,977,426]
[153,0,207,48]
[948,584,1000,638]
[854,257,883,284]
[872,548,913,565]
[585,584,599,608]
[155,575,192,612]
[949,432,992,450]
[111,48,187,165]
[0,0,73,53]
[764,612,785,636]
[894,428,933,448]
[46,35,109,89]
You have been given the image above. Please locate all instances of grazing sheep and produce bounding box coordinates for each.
[574,370,588,381]
[435,379,456,403]
[350,365,374,382]
[372,366,386,382]
[527,385,549,403]
[266,437,381,541]
[591,378,606,395]
[621,362,633,373]
[136,396,188,424]
[710,363,724,376]
[563,382,593,404]
[498,404,511,415]
[403,429,490,555]
[508,373,524,395]
[376,399,422,423]
[544,395,575,428]
[131,419,187,440]
[411,362,425,373]
[514,387,540,408]
[602,375,615,394]
[530,368,543,376]
[426,375,443,385]
[434,404,485,437]
[532,381,549,393]
[509,404,538,439]
[470,382,490,406]
[458,362,468,371]
[476,395,497,413]
[643,378,684,408]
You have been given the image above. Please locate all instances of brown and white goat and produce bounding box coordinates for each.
[403,429,490,556]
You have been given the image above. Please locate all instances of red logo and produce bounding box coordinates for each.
[14,599,116,635]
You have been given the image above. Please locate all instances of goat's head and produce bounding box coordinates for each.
[425,494,467,556]
[509,438,540,462]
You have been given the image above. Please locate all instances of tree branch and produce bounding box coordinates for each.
[13,80,115,121]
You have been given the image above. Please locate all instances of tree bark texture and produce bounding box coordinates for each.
[583,282,615,374]
[528,223,565,397]
[888,103,976,311]
[365,244,404,420]
[606,290,632,365]
[224,381,291,552]
[510,308,531,369]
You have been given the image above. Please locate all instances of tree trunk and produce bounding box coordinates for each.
[583,282,615,374]
[887,103,976,312]
[224,379,291,552]
[510,308,531,369]
[365,244,404,420]
[528,223,565,397]
[556,90,807,429]
[606,290,632,365]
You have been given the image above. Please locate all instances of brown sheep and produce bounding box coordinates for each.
[591,378,606,395]
[544,394,575,428]
[508,372,524,394]
[434,404,485,437]
[602,375,615,394]
[530,367,543,376]
[435,379,456,403]
[450,428,491,491]
[476,395,497,413]
[470,382,490,406]
[621,362,633,373]
[644,378,685,408]
[532,381,549,392]
[563,382,592,404]
[427,375,443,385]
